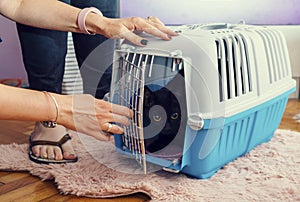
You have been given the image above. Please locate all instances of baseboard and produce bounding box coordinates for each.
[289,77,300,99]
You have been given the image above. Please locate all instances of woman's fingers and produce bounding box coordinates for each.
[120,25,168,46]
[132,17,172,40]
[145,16,178,36]
[72,94,133,140]
[102,122,124,134]
[109,102,133,118]
[97,113,130,134]
[108,113,131,126]
[117,16,178,46]
[94,101,132,134]
[98,104,132,134]
[142,26,172,41]
[150,22,178,37]
[117,26,149,46]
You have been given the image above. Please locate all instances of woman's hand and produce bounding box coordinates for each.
[93,16,178,46]
[57,94,133,141]
[2,0,177,46]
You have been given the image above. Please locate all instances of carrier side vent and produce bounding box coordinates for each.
[256,29,289,84]
[216,34,252,102]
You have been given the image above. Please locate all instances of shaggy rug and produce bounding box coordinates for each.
[0,129,299,201]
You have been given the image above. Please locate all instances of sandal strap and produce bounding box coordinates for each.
[29,134,72,148]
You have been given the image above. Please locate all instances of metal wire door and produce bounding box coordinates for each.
[115,52,151,174]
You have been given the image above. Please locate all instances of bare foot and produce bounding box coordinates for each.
[30,122,77,161]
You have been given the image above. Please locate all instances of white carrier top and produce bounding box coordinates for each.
[113,23,296,119]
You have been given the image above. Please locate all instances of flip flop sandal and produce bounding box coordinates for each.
[29,133,78,164]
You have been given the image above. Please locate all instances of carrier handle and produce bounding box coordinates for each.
[201,23,229,30]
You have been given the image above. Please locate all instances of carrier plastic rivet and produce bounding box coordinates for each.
[121,44,136,51]
[170,50,183,57]
[188,113,204,131]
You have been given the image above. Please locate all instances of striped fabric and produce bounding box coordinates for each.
[62,32,83,95]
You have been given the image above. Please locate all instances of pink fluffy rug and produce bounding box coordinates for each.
[0,129,299,201]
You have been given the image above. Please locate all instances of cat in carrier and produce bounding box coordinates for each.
[111,24,296,179]
[143,68,187,160]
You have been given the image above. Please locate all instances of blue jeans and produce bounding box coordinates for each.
[17,0,119,98]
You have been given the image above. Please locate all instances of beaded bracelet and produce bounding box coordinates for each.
[41,91,59,128]
[77,7,103,35]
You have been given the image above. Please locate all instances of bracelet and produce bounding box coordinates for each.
[77,7,103,35]
[41,91,59,128]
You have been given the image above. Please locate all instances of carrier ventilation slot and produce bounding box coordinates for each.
[216,34,252,102]
[256,29,288,84]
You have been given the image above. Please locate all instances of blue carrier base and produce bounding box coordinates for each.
[114,88,294,179]
[180,88,294,179]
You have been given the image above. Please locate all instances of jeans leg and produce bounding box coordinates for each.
[16,0,70,93]
[71,0,119,99]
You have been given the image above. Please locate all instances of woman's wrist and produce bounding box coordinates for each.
[52,94,72,128]
[41,91,59,128]
[77,7,103,35]
[86,13,106,35]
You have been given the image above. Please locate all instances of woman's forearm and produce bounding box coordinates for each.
[0,84,68,123]
[0,0,177,46]
[0,0,81,33]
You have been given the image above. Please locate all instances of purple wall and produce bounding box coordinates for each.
[0,0,299,79]
[120,0,300,25]
[0,15,26,79]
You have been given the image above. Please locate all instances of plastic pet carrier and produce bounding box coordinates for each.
[109,23,296,179]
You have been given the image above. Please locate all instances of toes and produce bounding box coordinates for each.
[30,124,77,162]
[32,146,41,157]
[31,143,76,161]
[53,147,63,160]
[32,145,64,160]
[40,146,48,159]
[62,140,76,160]
[46,147,55,160]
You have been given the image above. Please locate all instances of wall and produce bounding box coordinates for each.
[0,0,299,84]
[120,0,300,25]
[0,15,27,79]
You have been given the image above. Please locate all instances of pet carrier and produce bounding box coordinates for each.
[109,23,296,179]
